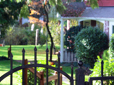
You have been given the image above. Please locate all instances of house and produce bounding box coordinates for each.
[58,0,114,62]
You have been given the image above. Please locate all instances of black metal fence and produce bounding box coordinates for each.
[0,47,74,85]
[89,60,114,85]
[0,46,114,85]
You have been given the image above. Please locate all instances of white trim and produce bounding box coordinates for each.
[60,17,114,21]
[109,21,114,40]
[60,18,64,62]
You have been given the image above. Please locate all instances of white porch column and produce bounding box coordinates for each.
[67,20,70,30]
[60,18,64,62]
[104,21,109,38]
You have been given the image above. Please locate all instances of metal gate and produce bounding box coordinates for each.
[0,47,74,85]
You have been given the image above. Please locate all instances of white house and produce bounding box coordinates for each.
[57,0,114,62]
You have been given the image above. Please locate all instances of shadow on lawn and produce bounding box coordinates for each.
[0,56,9,61]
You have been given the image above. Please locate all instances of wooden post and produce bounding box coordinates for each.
[8,45,11,59]
[24,59,28,85]
[54,67,62,85]
[67,20,70,30]
[54,71,57,85]
[60,67,62,85]
[35,29,39,45]
[40,71,44,85]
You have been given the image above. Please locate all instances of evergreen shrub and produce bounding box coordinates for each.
[75,27,109,67]
[64,26,83,52]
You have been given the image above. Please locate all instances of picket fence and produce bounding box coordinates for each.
[63,49,77,62]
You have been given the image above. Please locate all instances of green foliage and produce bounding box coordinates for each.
[5,27,28,45]
[49,21,61,44]
[5,25,47,45]
[0,0,30,38]
[38,32,47,47]
[110,34,114,53]
[0,0,25,27]
[90,50,114,85]
[90,0,99,9]
[20,4,29,18]
[49,0,66,14]
[64,26,83,52]
[75,27,109,67]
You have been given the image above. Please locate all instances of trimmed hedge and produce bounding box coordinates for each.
[75,27,109,67]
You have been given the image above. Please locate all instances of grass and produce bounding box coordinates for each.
[0,60,21,85]
[0,45,59,60]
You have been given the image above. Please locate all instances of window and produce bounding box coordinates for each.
[76,0,82,2]
[112,26,114,34]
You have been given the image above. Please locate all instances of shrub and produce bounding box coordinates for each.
[49,21,61,45]
[75,27,109,67]
[90,50,114,85]
[5,25,46,45]
[38,32,47,47]
[64,26,83,52]
[110,34,114,55]
[5,27,28,45]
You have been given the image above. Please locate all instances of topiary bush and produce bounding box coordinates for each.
[75,27,109,67]
[64,25,83,52]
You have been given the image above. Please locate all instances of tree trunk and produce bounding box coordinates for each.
[44,5,54,61]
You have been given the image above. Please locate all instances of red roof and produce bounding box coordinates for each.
[98,0,114,6]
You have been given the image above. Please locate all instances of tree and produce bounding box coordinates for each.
[28,0,66,61]
[0,0,29,38]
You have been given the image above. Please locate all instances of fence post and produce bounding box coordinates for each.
[101,60,104,85]
[8,45,11,59]
[54,71,57,85]
[75,61,86,85]
[40,71,44,85]
[24,59,28,85]
[10,53,13,85]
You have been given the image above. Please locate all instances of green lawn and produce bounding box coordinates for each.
[0,45,59,60]
[0,60,21,85]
